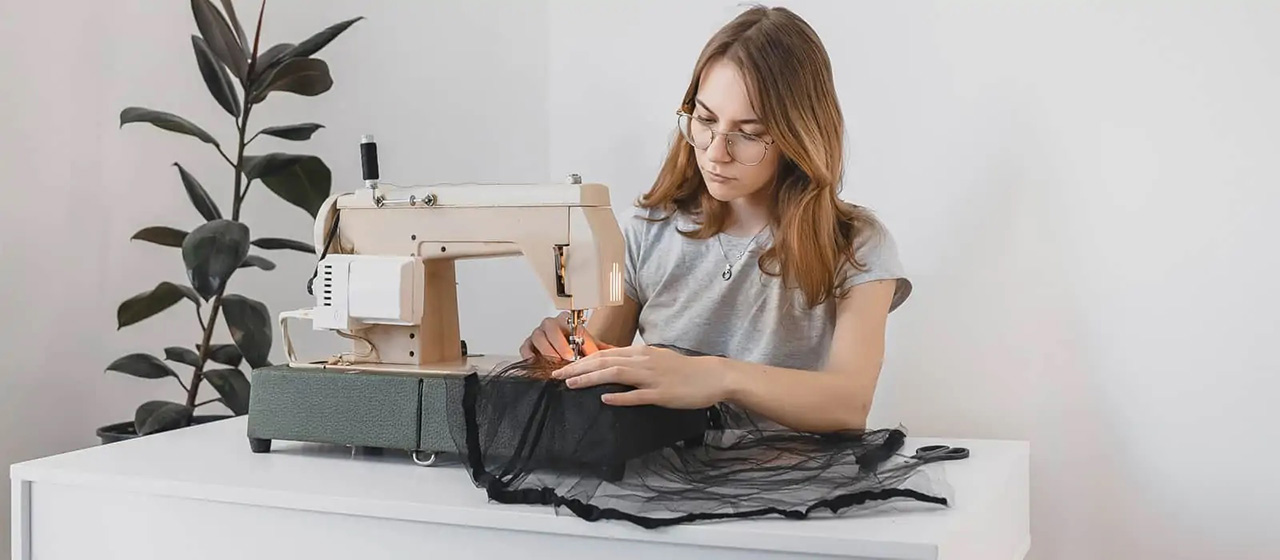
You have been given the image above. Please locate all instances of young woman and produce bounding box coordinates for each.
[519,5,912,434]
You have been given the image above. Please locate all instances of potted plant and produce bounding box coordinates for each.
[99,0,361,443]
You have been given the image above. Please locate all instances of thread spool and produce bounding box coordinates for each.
[360,134,379,188]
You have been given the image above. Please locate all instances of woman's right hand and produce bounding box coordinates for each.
[519,311,607,360]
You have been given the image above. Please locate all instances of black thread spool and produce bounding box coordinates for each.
[360,134,379,186]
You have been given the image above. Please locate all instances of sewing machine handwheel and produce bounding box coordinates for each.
[249,437,272,453]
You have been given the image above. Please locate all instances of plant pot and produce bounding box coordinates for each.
[96,414,234,445]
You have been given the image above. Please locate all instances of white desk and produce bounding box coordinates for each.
[11,416,1029,560]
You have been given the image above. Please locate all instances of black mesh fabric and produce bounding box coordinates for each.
[446,344,960,528]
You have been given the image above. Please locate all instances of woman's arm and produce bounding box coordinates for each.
[718,279,898,432]
[586,295,642,349]
[551,279,898,433]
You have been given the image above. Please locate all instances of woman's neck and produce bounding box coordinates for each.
[723,193,772,238]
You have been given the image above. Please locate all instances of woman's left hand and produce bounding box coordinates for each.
[551,345,728,408]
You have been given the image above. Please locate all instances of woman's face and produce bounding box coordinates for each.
[689,58,782,205]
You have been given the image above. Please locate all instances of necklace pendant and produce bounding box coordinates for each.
[722,264,733,281]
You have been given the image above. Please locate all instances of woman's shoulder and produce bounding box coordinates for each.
[620,203,689,241]
[839,203,913,311]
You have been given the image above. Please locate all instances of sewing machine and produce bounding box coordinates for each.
[276,155,625,373]
[245,137,707,475]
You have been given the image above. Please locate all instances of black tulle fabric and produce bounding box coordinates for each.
[446,344,958,528]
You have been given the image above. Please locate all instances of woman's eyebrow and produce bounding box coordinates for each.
[695,97,760,125]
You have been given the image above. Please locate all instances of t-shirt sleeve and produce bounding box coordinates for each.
[842,220,913,313]
[621,210,647,306]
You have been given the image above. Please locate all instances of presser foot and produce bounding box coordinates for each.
[568,336,584,361]
[567,308,588,360]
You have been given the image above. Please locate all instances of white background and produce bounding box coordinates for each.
[3,1,1279,558]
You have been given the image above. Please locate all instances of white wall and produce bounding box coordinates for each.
[550,1,1280,559]
[5,1,1280,559]
[0,1,549,557]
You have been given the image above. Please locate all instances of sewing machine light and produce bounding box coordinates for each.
[611,262,623,304]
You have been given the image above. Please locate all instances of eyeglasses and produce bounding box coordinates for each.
[676,110,775,166]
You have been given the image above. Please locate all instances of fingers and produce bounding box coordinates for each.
[552,356,634,379]
[579,331,600,355]
[530,329,557,358]
[601,389,661,406]
[519,337,535,359]
[540,317,575,359]
[530,328,572,360]
[563,365,647,390]
[525,314,602,361]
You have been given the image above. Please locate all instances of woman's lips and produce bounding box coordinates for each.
[705,169,734,183]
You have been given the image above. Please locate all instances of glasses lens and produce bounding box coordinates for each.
[728,135,767,165]
[679,114,714,149]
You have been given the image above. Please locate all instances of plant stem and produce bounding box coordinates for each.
[217,146,236,168]
[239,178,255,207]
[185,294,224,409]
[194,397,221,408]
[232,105,252,221]
[188,84,255,410]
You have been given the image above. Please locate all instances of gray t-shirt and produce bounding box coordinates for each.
[621,205,912,372]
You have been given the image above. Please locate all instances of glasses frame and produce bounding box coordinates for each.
[676,110,775,166]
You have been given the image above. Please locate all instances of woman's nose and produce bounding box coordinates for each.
[706,133,733,163]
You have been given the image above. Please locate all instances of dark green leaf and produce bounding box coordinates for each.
[117,281,201,329]
[202,343,243,367]
[222,294,272,368]
[119,107,219,146]
[280,17,363,62]
[242,153,331,216]
[182,219,249,300]
[131,226,188,248]
[251,237,315,253]
[164,346,201,368]
[204,369,251,415]
[192,35,241,118]
[219,0,250,55]
[174,163,223,221]
[242,153,295,178]
[249,58,331,103]
[135,400,193,435]
[252,17,361,82]
[251,42,294,82]
[239,254,276,270]
[106,353,177,380]
[256,123,324,141]
[191,0,248,81]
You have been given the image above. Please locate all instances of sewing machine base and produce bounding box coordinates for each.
[244,364,709,482]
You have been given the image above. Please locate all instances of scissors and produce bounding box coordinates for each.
[910,444,970,464]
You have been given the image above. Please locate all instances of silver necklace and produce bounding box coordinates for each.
[715,226,769,281]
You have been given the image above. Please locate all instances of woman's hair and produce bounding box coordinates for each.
[638,4,880,309]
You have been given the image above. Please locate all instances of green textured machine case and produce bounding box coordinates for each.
[245,365,462,454]
[244,364,710,478]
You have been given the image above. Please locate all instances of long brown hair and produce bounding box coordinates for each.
[638,5,881,309]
